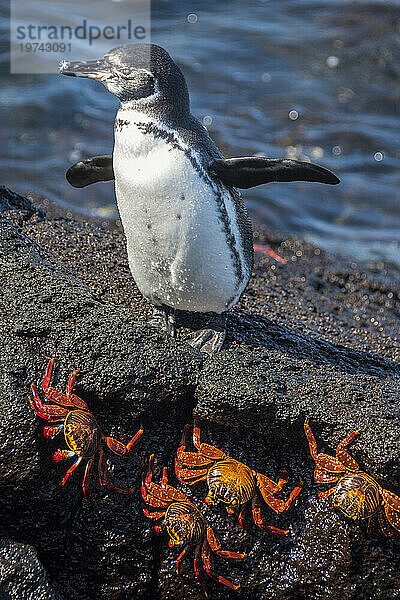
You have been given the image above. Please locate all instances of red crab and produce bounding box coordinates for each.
[141,454,246,597]
[175,420,303,535]
[305,418,400,537]
[253,244,287,264]
[30,358,143,501]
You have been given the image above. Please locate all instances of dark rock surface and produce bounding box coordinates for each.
[1,185,400,599]
[0,539,64,600]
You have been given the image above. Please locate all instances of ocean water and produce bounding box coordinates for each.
[1,0,399,266]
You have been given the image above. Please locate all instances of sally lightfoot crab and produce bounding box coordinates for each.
[141,454,246,596]
[175,420,303,535]
[304,417,400,537]
[30,358,143,501]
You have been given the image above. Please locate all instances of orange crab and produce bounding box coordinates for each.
[304,418,400,537]
[30,358,143,501]
[141,454,246,597]
[175,420,303,535]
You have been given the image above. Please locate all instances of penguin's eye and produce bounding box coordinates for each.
[121,68,131,76]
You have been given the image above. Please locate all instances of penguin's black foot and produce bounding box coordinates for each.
[148,305,176,338]
[186,313,227,355]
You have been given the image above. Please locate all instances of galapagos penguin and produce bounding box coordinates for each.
[60,43,339,354]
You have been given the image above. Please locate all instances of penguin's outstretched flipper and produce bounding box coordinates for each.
[66,155,114,188]
[209,157,340,189]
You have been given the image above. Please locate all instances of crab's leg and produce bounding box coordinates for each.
[40,359,85,409]
[314,465,339,484]
[161,466,168,488]
[304,418,319,459]
[176,546,189,575]
[149,480,188,503]
[30,384,69,422]
[318,486,336,500]
[141,465,170,508]
[378,509,398,538]
[255,469,294,495]
[142,508,166,521]
[176,424,219,470]
[43,424,64,439]
[206,526,246,559]
[381,489,400,533]
[177,470,209,486]
[193,419,227,460]
[144,454,155,486]
[175,450,215,471]
[44,387,86,409]
[314,455,346,474]
[236,503,254,534]
[53,449,75,462]
[65,369,77,396]
[194,543,208,598]
[335,430,361,471]
[175,421,227,468]
[304,419,347,473]
[251,496,288,535]
[144,455,188,502]
[60,456,82,485]
[42,358,56,392]
[258,476,303,514]
[82,456,95,503]
[253,244,287,264]
[141,456,165,505]
[105,427,144,456]
[141,485,169,509]
[201,539,240,591]
[175,458,209,485]
[98,448,134,494]
[43,360,88,409]
[237,504,248,529]
[64,369,89,409]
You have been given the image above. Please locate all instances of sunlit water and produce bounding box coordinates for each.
[1,0,399,267]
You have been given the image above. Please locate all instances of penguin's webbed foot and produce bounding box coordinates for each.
[148,306,176,338]
[186,313,226,355]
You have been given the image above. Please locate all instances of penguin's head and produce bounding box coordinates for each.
[60,44,190,118]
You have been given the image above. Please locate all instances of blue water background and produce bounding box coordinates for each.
[1,0,399,266]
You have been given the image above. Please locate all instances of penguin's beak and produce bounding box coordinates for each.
[59,59,112,81]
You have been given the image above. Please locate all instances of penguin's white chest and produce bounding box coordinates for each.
[113,116,250,313]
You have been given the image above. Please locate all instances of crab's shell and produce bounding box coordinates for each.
[333,472,381,521]
[64,410,101,457]
[207,458,255,506]
[164,501,206,547]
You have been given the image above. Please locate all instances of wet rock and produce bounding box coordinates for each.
[0,539,64,600]
[0,188,201,597]
[0,186,45,224]
[195,345,400,480]
[1,187,400,599]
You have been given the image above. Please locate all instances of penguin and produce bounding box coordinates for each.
[60,43,339,354]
